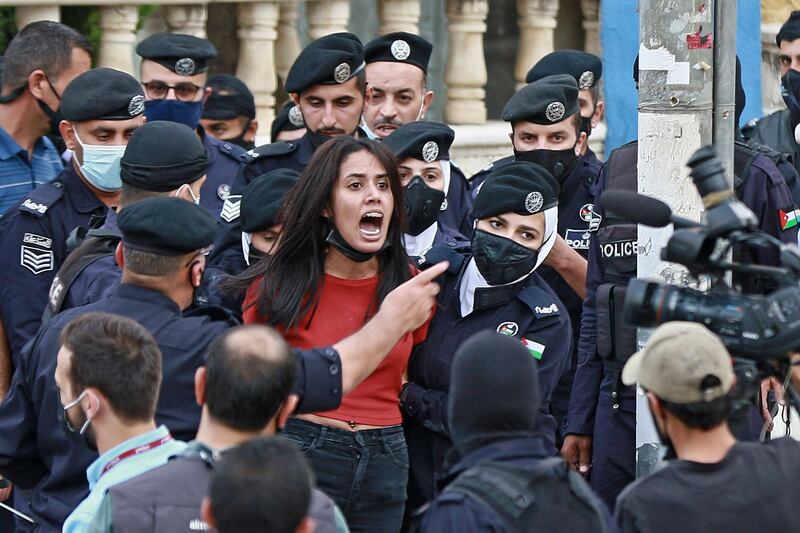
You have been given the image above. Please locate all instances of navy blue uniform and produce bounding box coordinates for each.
[0,283,344,531]
[198,130,248,217]
[567,141,799,510]
[469,152,601,443]
[0,165,107,364]
[402,247,571,513]
[744,110,800,175]
[418,436,614,532]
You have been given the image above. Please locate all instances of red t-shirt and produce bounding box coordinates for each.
[243,272,428,426]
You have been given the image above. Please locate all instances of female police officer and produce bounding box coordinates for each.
[382,121,469,257]
[401,161,572,515]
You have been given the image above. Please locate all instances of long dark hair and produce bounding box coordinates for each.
[239,136,411,329]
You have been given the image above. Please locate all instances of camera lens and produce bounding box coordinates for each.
[687,145,732,208]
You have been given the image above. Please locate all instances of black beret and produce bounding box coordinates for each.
[241,169,300,232]
[473,161,559,220]
[121,121,208,192]
[136,32,217,76]
[119,196,217,256]
[61,68,145,122]
[526,49,602,90]
[365,32,433,73]
[202,74,256,120]
[778,11,800,46]
[502,74,579,125]
[270,101,305,143]
[383,121,454,162]
[285,32,365,93]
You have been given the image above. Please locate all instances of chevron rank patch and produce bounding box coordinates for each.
[20,245,54,274]
[220,195,242,223]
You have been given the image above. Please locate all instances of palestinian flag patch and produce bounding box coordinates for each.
[780,209,800,230]
[521,338,545,360]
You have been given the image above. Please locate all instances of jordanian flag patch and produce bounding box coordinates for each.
[780,209,800,230]
[521,338,545,360]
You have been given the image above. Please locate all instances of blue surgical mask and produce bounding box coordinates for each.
[144,99,203,129]
[74,131,125,192]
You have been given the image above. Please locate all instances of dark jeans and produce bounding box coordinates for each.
[284,418,408,533]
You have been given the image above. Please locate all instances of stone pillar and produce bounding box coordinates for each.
[379,0,421,35]
[275,1,301,86]
[97,7,139,75]
[236,2,280,136]
[15,6,60,28]
[306,0,350,40]
[515,0,559,86]
[164,5,209,38]
[581,0,600,56]
[444,0,488,124]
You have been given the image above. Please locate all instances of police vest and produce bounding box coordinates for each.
[442,459,609,533]
[594,142,638,367]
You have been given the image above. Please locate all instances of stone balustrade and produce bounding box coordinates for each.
[8,0,609,161]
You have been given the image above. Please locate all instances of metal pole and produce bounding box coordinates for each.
[635,0,719,476]
[712,0,737,180]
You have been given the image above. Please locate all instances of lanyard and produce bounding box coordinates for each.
[100,435,173,478]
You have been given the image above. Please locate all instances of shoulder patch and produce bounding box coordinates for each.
[219,195,241,223]
[416,244,465,274]
[245,141,297,162]
[18,184,64,218]
[517,285,562,318]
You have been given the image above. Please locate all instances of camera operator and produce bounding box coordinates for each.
[615,322,800,533]
[562,57,800,510]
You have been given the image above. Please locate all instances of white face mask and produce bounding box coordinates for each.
[73,130,126,192]
[174,183,201,205]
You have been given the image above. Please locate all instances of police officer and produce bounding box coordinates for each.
[744,11,800,175]
[402,161,572,516]
[199,74,258,150]
[382,121,469,256]
[0,197,228,531]
[270,101,307,143]
[416,331,611,532]
[364,32,474,237]
[563,58,800,511]
[470,76,597,444]
[46,121,210,317]
[525,49,605,165]
[198,168,300,316]
[136,32,248,216]
[0,67,145,364]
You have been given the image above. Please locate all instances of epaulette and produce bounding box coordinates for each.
[441,235,471,252]
[216,141,249,163]
[416,244,465,274]
[609,139,637,156]
[244,141,297,163]
[517,285,562,319]
[18,182,64,218]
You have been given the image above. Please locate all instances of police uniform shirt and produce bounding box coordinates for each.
[402,247,572,508]
[0,164,107,363]
[0,283,232,529]
[199,130,248,216]
[438,164,475,238]
[745,109,800,175]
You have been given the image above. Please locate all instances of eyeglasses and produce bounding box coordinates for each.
[142,80,203,102]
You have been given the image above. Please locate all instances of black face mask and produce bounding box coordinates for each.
[404,175,445,236]
[35,77,63,136]
[781,69,800,123]
[227,119,256,151]
[580,115,593,137]
[326,228,390,263]
[471,229,539,285]
[248,246,267,266]
[58,396,98,452]
[514,146,579,184]
[650,409,676,461]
